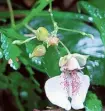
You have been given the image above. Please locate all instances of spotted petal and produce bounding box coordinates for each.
[44,75,71,110]
[71,72,90,110]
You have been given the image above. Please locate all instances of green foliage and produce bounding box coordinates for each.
[0,0,105,110]
[88,0,105,10]
[0,48,3,58]
[0,74,8,89]
[1,33,21,69]
[9,72,41,110]
[85,92,102,111]
[43,46,61,76]
[79,1,105,46]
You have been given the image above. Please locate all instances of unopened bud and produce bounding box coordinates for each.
[30,45,46,58]
[36,27,49,41]
[47,36,59,47]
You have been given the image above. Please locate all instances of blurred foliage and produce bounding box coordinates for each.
[0,0,105,111]
[84,92,102,111]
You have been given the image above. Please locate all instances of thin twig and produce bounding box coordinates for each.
[58,27,94,39]
[7,0,15,27]
[25,24,37,34]
[59,40,71,54]
[49,1,58,35]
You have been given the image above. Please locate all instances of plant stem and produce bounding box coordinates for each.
[0,10,93,23]
[26,66,40,86]
[20,36,36,44]
[49,2,55,28]
[58,27,94,38]
[15,95,25,111]
[12,36,36,45]
[15,0,52,29]
[25,24,37,34]
[59,40,71,54]
[49,1,58,35]
[49,2,71,54]
[7,0,15,27]
[9,86,25,111]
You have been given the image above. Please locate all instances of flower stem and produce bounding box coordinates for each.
[49,1,55,28]
[12,36,36,45]
[58,27,94,39]
[59,40,71,54]
[49,2,71,55]
[20,36,36,44]
[49,1,58,36]
[25,24,37,34]
[7,0,15,27]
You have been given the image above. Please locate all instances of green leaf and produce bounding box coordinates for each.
[8,72,41,110]
[9,72,24,85]
[0,33,22,70]
[79,1,105,45]
[0,48,3,58]
[0,10,93,23]
[43,46,61,77]
[9,72,24,95]
[23,89,40,111]
[0,60,7,74]
[9,72,41,93]
[0,28,26,40]
[85,92,102,111]
[77,1,105,85]
[0,75,8,89]
[88,0,105,11]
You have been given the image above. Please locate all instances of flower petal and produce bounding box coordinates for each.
[72,53,89,67]
[71,72,90,110]
[67,57,81,70]
[59,55,71,67]
[44,76,71,110]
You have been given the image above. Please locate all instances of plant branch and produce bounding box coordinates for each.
[25,24,37,34]
[0,10,93,23]
[49,1,58,36]
[58,27,94,39]
[15,95,25,111]
[12,36,36,45]
[15,0,52,29]
[7,0,15,27]
[59,41,71,54]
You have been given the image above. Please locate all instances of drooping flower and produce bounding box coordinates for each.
[44,54,90,110]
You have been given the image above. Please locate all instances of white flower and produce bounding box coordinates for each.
[44,54,90,110]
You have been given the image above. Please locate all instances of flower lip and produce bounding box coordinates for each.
[44,71,90,110]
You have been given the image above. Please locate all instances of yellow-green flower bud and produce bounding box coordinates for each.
[30,45,46,58]
[36,27,49,41]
